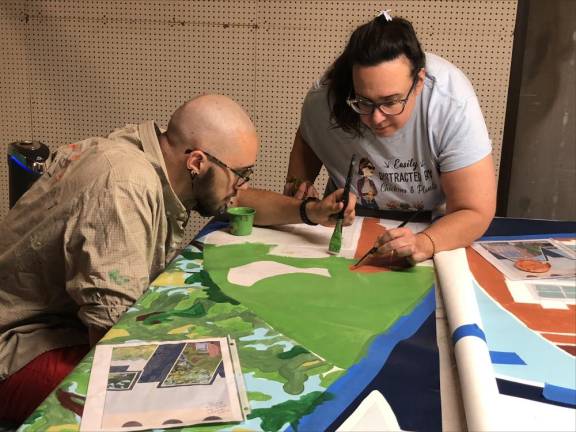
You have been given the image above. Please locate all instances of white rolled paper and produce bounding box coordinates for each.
[435,248,500,431]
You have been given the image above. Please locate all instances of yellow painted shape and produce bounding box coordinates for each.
[152,271,187,286]
[101,328,129,341]
[302,360,322,367]
[47,424,79,432]
[168,324,195,335]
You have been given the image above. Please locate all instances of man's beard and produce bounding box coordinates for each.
[192,167,232,217]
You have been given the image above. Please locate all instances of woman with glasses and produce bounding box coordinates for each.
[284,12,496,263]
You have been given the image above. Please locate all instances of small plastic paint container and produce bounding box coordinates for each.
[227,207,256,236]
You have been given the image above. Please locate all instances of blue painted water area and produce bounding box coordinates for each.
[242,372,325,410]
[239,327,281,341]
[474,282,576,389]
[244,341,294,351]
[239,328,294,351]
[156,287,193,295]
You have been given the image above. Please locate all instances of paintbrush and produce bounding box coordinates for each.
[328,154,356,254]
[352,209,423,267]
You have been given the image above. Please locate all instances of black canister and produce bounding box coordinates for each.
[7,140,51,208]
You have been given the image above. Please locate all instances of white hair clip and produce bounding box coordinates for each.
[377,9,393,22]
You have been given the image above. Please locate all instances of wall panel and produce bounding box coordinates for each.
[0,0,516,240]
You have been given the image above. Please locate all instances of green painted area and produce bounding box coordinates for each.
[203,242,434,369]
[139,300,206,325]
[277,345,309,359]
[240,345,321,394]
[186,270,239,305]
[247,391,273,401]
[180,248,204,261]
[248,391,334,432]
[166,251,203,272]
[137,289,163,308]
[214,316,253,334]
[111,269,333,401]
[173,295,201,311]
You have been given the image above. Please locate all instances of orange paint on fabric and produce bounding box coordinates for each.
[350,218,409,273]
[467,248,576,351]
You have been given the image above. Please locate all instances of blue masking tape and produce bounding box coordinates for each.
[489,351,526,365]
[452,323,486,345]
[543,383,576,406]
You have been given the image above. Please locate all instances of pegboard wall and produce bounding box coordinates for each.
[0,0,517,240]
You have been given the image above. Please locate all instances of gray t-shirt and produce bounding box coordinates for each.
[300,53,492,211]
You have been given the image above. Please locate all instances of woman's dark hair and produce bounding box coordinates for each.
[325,15,425,136]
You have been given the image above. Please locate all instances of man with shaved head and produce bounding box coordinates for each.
[0,95,355,423]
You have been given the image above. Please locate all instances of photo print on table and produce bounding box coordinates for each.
[81,337,248,431]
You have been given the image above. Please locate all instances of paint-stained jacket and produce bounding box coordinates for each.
[0,121,189,378]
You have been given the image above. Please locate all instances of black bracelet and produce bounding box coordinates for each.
[299,197,320,225]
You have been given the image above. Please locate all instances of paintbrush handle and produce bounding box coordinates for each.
[397,209,423,228]
[353,246,378,267]
[338,154,356,219]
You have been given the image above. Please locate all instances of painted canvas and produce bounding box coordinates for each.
[21,217,441,432]
[436,237,576,431]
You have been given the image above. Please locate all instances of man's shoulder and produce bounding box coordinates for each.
[106,123,145,145]
[49,135,159,190]
[99,142,159,184]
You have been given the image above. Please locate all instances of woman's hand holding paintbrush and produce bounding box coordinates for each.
[354,210,435,267]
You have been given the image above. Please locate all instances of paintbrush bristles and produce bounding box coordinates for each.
[329,154,355,255]
[328,219,343,254]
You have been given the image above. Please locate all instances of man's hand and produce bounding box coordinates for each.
[283,179,320,200]
[307,188,356,227]
[374,228,435,264]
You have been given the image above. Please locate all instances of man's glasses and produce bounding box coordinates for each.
[185,149,254,188]
[346,77,418,117]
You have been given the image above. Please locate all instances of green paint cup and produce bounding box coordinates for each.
[227,207,256,236]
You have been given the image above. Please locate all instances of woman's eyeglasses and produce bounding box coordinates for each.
[346,77,418,116]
